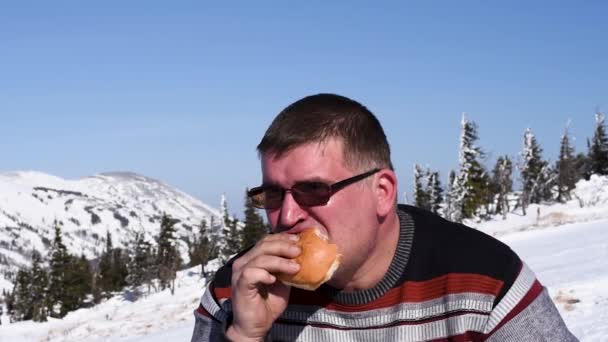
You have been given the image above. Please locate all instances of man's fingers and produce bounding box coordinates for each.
[245,255,301,275]
[234,255,300,291]
[233,237,301,271]
[238,267,277,289]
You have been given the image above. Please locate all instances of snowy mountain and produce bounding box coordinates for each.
[0,171,224,290]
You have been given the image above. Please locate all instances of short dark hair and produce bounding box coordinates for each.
[257,93,393,171]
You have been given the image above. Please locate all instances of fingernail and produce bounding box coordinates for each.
[290,261,300,270]
[290,246,301,254]
[289,234,299,241]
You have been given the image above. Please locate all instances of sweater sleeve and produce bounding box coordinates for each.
[190,282,231,342]
[190,281,273,342]
[483,263,578,341]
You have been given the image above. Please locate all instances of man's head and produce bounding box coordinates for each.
[252,94,400,289]
[257,93,394,172]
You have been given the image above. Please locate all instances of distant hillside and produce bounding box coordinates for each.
[0,171,224,288]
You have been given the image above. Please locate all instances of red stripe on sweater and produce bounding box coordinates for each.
[196,304,220,322]
[213,273,504,313]
[215,287,231,300]
[485,279,544,336]
[293,273,503,312]
[428,331,486,342]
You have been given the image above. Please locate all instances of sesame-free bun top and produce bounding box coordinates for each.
[277,227,341,291]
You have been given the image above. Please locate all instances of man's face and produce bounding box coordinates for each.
[260,138,380,286]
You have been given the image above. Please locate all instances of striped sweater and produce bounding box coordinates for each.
[191,205,577,341]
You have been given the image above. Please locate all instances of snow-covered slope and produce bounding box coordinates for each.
[1,175,607,341]
[469,174,608,236]
[1,217,605,341]
[0,171,223,289]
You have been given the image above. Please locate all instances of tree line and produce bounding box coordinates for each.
[413,111,608,221]
[3,190,268,323]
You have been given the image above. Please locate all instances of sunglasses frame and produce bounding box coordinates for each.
[247,168,381,209]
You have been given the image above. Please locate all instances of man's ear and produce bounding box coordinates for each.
[375,169,398,217]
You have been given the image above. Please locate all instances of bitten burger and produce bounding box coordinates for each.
[276,228,342,290]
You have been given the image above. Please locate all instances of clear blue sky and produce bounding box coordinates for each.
[1,1,607,215]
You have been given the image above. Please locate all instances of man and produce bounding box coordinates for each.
[192,94,577,341]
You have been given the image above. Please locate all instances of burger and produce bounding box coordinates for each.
[277,227,342,291]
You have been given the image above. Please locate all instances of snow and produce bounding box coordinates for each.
[0,171,226,295]
[0,267,207,341]
[1,176,608,341]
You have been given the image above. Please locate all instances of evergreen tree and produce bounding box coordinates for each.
[427,171,443,214]
[449,114,489,221]
[98,231,129,295]
[91,270,102,305]
[5,288,15,323]
[156,214,182,294]
[491,156,513,217]
[219,197,241,262]
[127,232,154,295]
[519,128,553,210]
[97,231,114,295]
[11,268,33,322]
[207,216,220,260]
[573,152,591,182]
[413,164,430,210]
[443,170,456,220]
[241,189,268,250]
[215,195,230,262]
[62,255,92,313]
[556,124,577,202]
[222,215,241,260]
[30,250,48,322]
[188,219,212,277]
[110,248,129,291]
[589,110,608,175]
[47,222,70,318]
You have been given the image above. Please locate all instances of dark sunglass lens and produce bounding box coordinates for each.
[248,191,267,209]
[293,182,331,206]
[261,187,284,209]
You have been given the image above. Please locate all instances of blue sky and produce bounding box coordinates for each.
[1,1,607,215]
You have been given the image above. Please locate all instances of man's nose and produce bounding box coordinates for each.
[277,191,307,231]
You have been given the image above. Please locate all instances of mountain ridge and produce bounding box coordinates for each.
[0,170,224,285]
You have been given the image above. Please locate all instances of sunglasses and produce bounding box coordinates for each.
[248,168,381,209]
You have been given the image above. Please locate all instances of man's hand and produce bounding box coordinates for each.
[226,233,301,341]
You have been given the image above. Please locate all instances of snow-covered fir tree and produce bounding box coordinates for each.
[427,171,443,214]
[443,170,457,220]
[215,194,230,262]
[413,164,430,210]
[413,165,443,214]
[556,123,577,202]
[491,155,513,217]
[447,114,489,222]
[519,128,554,211]
[589,110,608,175]
[221,215,241,261]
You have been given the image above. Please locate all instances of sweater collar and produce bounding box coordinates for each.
[318,206,415,305]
